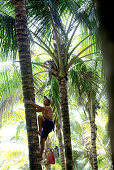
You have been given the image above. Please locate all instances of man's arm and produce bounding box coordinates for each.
[36,108,41,112]
[25,99,45,112]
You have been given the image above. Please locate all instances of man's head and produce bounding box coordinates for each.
[44,96,52,106]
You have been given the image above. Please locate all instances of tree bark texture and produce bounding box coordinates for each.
[45,138,51,170]
[59,77,73,170]
[90,120,98,170]
[12,0,42,169]
[56,122,66,170]
[96,0,114,167]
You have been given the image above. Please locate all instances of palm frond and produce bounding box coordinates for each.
[0,0,14,17]
[0,1,17,61]
[73,0,98,35]
[69,57,104,105]
[50,75,60,103]
[0,63,22,125]
[27,0,66,38]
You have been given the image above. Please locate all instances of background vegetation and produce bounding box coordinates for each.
[0,0,112,169]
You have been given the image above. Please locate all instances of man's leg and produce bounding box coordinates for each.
[38,115,45,136]
[40,137,46,157]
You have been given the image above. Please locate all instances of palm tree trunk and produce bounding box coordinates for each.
[59,77,73,170]
[45,138,51,170]
[87,100,98,169]
[96,1,114,167]
[12,0,42,169]
[56,121,66,170]
[90,120,98,170]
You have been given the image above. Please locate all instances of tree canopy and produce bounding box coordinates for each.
[0,0,112,169]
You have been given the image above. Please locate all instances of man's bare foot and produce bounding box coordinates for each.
[37,130,41,136]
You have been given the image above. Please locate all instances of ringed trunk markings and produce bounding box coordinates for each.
[12,0,42,169]
[59,77,73,170]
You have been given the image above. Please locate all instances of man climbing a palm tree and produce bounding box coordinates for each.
[25,96,54,157]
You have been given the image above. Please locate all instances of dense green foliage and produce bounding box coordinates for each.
[0,51,112,169]
[0,0,112,169]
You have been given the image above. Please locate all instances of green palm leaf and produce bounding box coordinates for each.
[0,63,22,123]
[0,0,17,60]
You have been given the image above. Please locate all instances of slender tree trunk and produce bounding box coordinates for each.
[56,121,66,170]
[90,120,98,170]
[45,138,51,170]
[59,77,73,170]
[96,1,114,167]
[87,100,98,169]
[12,0,42,169]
